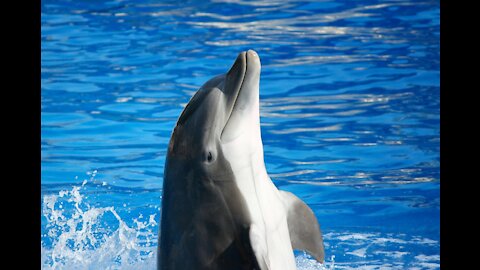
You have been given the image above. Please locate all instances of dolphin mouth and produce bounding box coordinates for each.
[221,50,260,141]
[220,52,247,139]
[223,52,248,130]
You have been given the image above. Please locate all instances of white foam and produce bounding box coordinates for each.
[41,180,157,269]
[346,247,367,258]
[296,253,335,270]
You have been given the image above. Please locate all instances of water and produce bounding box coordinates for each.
[41,0,440,269]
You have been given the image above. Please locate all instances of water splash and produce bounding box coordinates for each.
[41,174,157,270]
[297,253,335,270]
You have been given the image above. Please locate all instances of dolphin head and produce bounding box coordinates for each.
[167,50,262,168]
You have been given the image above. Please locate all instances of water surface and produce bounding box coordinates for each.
[41,0,440,269]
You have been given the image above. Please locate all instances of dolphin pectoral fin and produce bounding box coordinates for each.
[279,190,325,263]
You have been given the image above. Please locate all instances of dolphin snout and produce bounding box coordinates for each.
[227,52,246,77]
[247,49,257,57]
[227,50,260,78]
[245,49,260,76]
[221,50,261,142]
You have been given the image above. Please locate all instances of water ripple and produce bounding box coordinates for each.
[42,0,439,268]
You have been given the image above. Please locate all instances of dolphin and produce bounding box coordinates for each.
[158,50,324,270]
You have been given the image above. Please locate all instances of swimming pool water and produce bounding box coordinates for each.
[41,0,440,269]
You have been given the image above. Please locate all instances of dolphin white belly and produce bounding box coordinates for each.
[223,138,297,270]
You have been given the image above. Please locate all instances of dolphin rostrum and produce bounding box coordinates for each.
[158,50,324,270]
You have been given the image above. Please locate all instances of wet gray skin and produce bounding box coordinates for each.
[158,51,324,270]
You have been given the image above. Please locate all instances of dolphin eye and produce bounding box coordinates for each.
[204,150,215,164]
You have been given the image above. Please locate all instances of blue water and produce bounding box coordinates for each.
[41,0,440,269]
